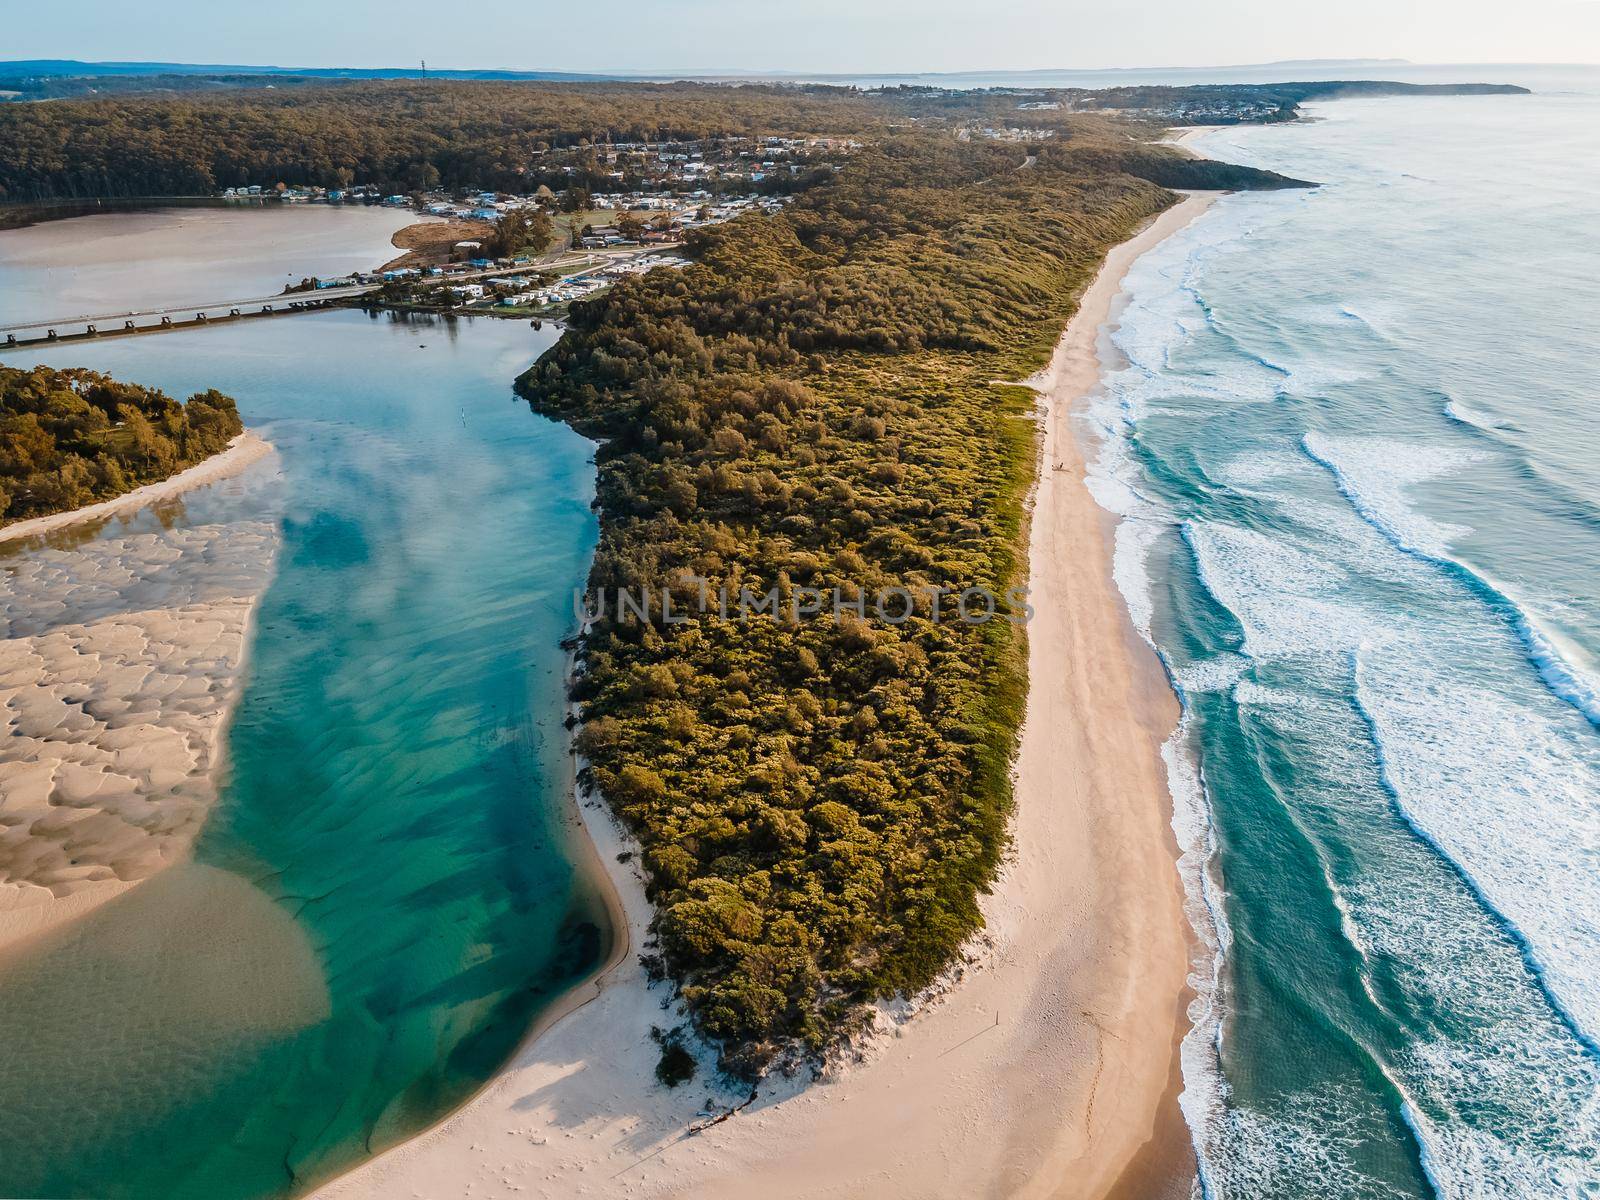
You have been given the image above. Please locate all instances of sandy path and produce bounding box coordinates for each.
[316,194,1215,1200]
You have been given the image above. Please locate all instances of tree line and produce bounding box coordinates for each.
[0,365,243,523]
[0,81,884,201]
[0,80,1328,204]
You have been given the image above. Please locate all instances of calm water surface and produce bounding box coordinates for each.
[0,308,608,1198]
[0,206,418,329]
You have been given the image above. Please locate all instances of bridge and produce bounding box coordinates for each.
[0,253,613,353]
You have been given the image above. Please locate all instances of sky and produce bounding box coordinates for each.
[5,0,1599,75]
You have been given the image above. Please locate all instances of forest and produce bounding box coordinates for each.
[0,366,243,524]
[520,124,1299,1076]
[0,82,884,201]
[0,77,1525,205]
[0,77,1356,203]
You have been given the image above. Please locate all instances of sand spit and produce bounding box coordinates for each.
[0,431,271,546]
[317,196,1214,1200]
[0,448,280,953]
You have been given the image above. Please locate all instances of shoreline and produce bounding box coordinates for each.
[315,193,1213,1200]
[0,430,271,545]
[301,634,642,1196]
[1161,127,1220,157]
[0,429,281,955]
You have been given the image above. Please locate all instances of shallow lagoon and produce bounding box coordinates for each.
[0,309,608,1198]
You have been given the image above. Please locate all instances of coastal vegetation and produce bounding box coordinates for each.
[0,73,1314,1074]
[522,125,1299,1076]
[0,365,242,524]
[0,75,1438,204]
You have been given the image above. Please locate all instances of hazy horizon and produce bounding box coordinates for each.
[8,0,1600,76]
[7,55,1597,79]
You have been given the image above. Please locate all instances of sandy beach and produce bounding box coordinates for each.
[0,433,280,953]
[315,193,1214,1200]
[1161,128,1220,157]
[0,431,271,545]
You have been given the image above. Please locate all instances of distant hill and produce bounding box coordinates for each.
[0,59,620,82]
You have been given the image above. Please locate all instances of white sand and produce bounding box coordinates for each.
[316,195,1215,1200]
[1160,128,1226,158]
[0,442,280,953]
[0,431,271,545]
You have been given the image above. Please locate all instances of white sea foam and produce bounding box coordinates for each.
[1300,431,1483,558]
[1443,397,1506,433]
[1182,485,1600,1055]
[1353,653,1600,1046]
[1095,96,1600,1199]
[1156,441,1600,1195]
[1305,430,1600,728]
[1187,1077,1421,1200]
[1182,519,1371,661]
[1172,653,1249,695]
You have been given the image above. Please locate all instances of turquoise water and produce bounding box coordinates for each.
[0,311,608,1198]
[1089,80,1600,1196]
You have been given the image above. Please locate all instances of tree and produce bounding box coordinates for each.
[2,366,241,524]
[616,211,645,242]
[486,209,556,258]
[526,210,555,254]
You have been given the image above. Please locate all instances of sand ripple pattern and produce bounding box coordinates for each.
[0,523,277,907]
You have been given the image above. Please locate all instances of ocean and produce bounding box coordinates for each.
[0,311,608,1198]
[1087,74,1600,1196]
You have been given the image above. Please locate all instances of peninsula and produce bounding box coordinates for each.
[0,64,1542,1200]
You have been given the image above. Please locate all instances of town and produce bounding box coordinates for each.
[222,132,858,317]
